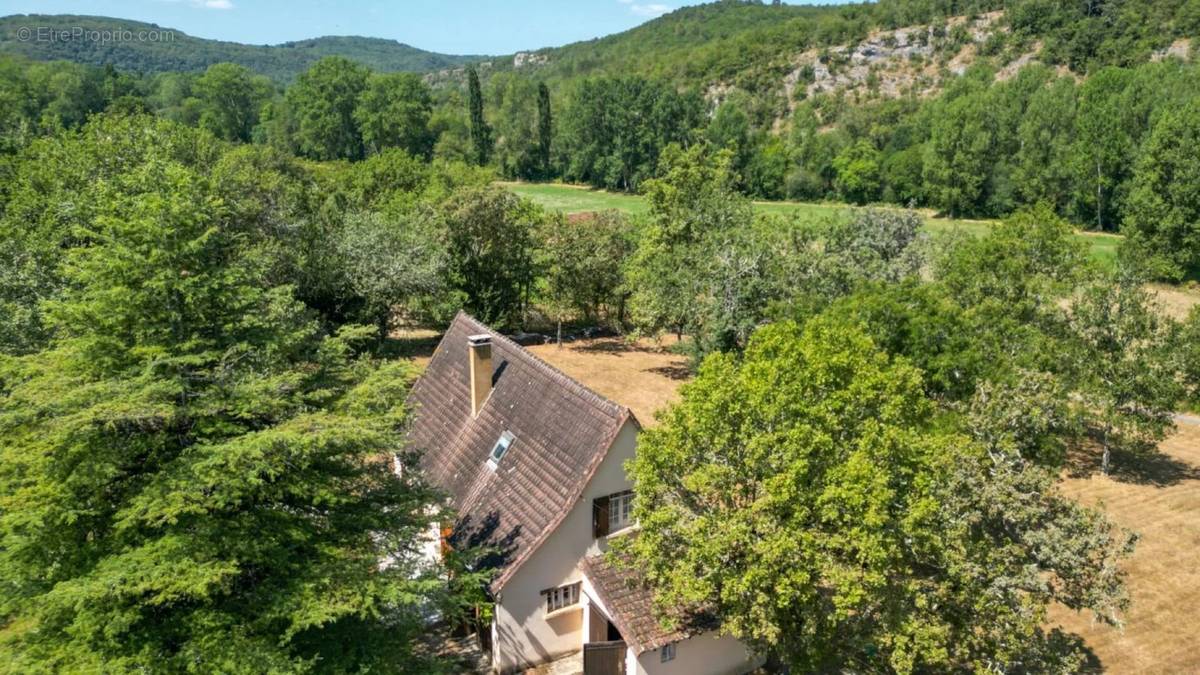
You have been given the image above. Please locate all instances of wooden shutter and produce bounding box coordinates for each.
[593,495,610,538]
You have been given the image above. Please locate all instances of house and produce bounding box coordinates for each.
[406,312,761,675]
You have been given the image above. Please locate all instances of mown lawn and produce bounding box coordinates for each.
[501,181,1121,267]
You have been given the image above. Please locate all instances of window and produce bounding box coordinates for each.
[542,582,580,613]
[487,431,514,469]
[593,490,635,538]
[608,490,634,531]
[660,642,676,662]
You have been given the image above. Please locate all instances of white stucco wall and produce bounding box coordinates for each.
[491,419,639,673]
[632,634,763,675]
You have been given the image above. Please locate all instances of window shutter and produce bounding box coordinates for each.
[593,495,610,538]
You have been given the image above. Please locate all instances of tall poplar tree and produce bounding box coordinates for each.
[536,81,552,177]
[466,67,491,166]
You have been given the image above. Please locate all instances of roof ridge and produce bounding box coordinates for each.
[453,310,630,421]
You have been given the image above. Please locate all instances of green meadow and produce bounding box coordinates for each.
[502,182,1122,267]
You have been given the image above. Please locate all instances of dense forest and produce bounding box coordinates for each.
[5,0,1199,276]
[2,1,1200,672]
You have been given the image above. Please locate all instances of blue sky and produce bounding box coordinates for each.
[0,0,839,55]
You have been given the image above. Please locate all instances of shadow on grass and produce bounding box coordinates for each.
[1066,441,1200,487]
[573,338,637,355]
[1064,630,1104,673]
[646,364,691,381]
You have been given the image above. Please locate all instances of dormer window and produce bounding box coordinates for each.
[487,431,514,469]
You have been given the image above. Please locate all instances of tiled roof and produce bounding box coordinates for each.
[581,547,718,654]
[406,312,634,592]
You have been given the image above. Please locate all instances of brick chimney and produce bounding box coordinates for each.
[468,334,492,417]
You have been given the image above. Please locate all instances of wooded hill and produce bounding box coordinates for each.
[0,14,481,82]
[474,0,1198,117]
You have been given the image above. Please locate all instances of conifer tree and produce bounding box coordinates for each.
[0,159,474,672]
[466,67,491,166]
[536,82,552,176]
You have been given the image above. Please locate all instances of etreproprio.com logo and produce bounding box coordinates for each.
[13,25,175,44]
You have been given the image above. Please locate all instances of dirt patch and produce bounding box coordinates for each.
[528,336,688,427]
[1049,421,1200,673]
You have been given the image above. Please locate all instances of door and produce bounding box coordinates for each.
[589,605,609,643]
[583,640,626,675]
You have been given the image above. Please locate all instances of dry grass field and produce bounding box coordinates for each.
[529,337,1200,674]
[1049,422,1200,673]
[527,336,688,427]
[1148,283,1200,321]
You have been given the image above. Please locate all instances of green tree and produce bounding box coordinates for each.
[627,145,751,340]
[466,67,492,166]
[536,81,552,177]
[930,205,1091,398]
[685,216,792,359]
[25,61,106,131]
[1123,104,1200,280]
[966,370,1078,467]
[705,101,752,181]
[539,210,634,331]
[336,208,449,339]
[743,135,788,200]
[0,159,472,672]
[0,57,37,154]
[354,72,434,158]
[1072,68,1135,231]
[429,104,472,163]
[1178,307,1200,409]
[1014,76,1078,214]
[286,56,369,160]
[922,90,993,217]
[935,204,1089,313]
[559,76,703,191]
[622,317,1133,672]
[831,139,882,205]
[823,281,987,400]
[441,187,539,327]
[193,62,271,143]
[1066,273,1183,474]
[489,74,540,179]
[804,208,927,302]
[0,114,224,355]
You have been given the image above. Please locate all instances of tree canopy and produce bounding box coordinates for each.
[0,156,475,672]
[622,317,1135,672]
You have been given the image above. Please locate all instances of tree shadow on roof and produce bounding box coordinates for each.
[450,510,522,574]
